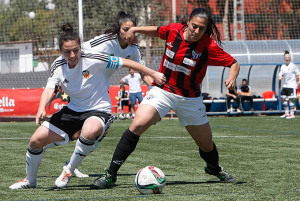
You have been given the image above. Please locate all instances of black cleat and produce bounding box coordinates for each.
[93,170,117,189]
[205,166,236,182]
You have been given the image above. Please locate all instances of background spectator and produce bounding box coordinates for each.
[238,79,254,111]
[120,69,143,118]
[117,84,131,119]
[226,85,241,113]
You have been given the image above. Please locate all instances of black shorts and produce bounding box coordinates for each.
[44,106,114,140]
[281,87,297,98]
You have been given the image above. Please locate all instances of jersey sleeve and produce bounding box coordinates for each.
[122,75,129,83]
[279,66,284,77]
[131,45,145,65]
[82,41,92,51]
[158,23,176,40]
[106,55,123,69]
[293,64,300,75]
[206,39,236,67]
[46,68,60,89]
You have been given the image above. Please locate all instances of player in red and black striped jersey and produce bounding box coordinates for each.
[93,8,240,189]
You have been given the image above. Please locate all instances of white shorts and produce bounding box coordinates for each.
[140,86,208,126]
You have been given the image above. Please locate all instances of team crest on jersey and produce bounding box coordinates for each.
[82,70,90,79]
[192,50,202,60]
[166,42,173,48]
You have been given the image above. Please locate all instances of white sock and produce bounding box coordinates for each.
[67,136,97,173]
[26,147,44,184]
[290,102,295,115]
[283,101,289,114]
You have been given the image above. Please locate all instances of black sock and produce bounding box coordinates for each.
[108,129,140,176]
[199,142,221,172]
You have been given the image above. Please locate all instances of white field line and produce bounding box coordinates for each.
[0,135,295,140]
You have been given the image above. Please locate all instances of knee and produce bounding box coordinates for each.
[29,137,44,149]
[81,126,102,140]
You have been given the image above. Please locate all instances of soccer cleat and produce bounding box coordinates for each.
[280,113,289,118]
[286,114,295,119]
[55,169,72,188]
[237,108,241,113]
[9,178,36,190]
[92,170,117,189]
[63,161,89,178]
[205,166,236,182]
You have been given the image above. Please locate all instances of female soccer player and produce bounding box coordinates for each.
[61,11,152,177]
[279,50,300,119]
[83,10,153,86]
[9,23,165,189]
[93,7,240,189]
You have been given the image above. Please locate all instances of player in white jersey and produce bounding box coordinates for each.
[121,69,143,118]
[9,23,166,190]
[279,50,300,119]
[62,11,153,176]
[82,11,153,87]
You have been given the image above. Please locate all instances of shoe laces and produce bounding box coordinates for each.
[62,170,72,181]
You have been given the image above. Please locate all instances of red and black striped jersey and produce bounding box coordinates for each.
[153,23,235,97]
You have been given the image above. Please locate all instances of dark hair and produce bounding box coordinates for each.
[181,8,223,46]
[242,79,247,82]
[284,50,290,56]
[59,23,81,50]
[104,11,137,35]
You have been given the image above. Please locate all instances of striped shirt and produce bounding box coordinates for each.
[46,51,122,112]
[155,23,235,97]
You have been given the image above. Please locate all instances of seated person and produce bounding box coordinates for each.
[238,79,254,111]
[118,84,131,119]
[226,85,241,113]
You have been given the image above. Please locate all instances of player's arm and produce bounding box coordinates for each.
[126,26,159,46]
[121,59,166,86]
[225,62,240,89]
[36,87,55,125]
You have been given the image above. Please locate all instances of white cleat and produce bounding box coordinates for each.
[73,168,89,178]
[280,113,289,118]
[286,114,295,119]
[63,163,89,178]
[9,178,36,190]
[55,169,72,188]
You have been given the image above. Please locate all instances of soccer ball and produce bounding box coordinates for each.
[118,113,126,120]
[135,166,166,194]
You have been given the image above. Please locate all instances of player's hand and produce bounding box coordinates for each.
[153,72,166,86]
[35,109,46,125]
[225,79,236,89]
[125,28,136,46]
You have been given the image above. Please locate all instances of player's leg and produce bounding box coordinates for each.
[129,93,136,118]
[286,88,297,118]
[240,96,246,111]
[226,96,232,112]
[176,95,235,182]
[93,105,161,189]
[248,96,254,110]
[55,116,105,188]
[93,87,172,189]
[9,126,64,189]
[186,124,235,182]
[280,88,289,118]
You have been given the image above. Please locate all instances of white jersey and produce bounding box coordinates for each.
[46,50,123,113]
[279,62,300,89]
[122,73,142,93]
[82,33,144,88]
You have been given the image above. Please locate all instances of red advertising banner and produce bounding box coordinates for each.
[0,88,68,116]
[0,86,149,116]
